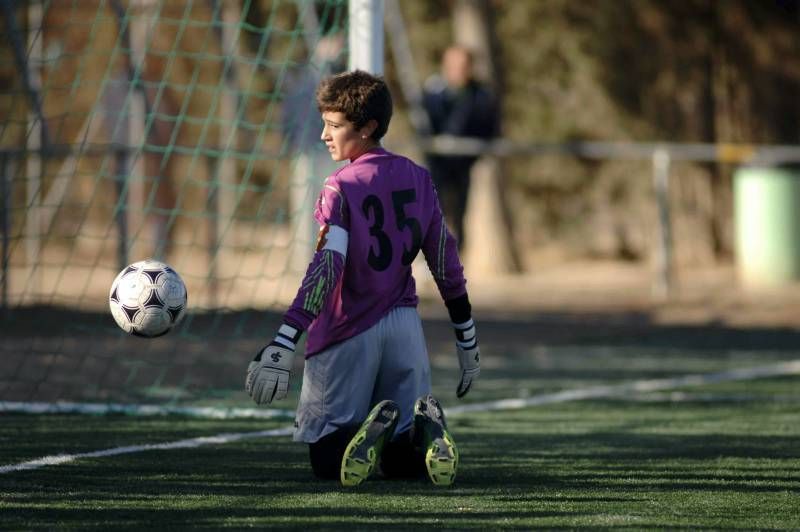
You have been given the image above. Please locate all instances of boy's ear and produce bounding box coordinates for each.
[361,119,378,139]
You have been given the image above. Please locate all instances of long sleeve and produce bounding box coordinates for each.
[283,247,346,331]
[421,182,467,302]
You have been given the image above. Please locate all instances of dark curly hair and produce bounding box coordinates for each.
[316,70,393,141]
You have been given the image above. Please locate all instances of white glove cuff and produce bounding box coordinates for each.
[273,324,301,351]
[452,318,477,350]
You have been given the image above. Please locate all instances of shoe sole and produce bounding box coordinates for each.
[415,396,459,486]
[340,401,399,487]
[424,423,458,486]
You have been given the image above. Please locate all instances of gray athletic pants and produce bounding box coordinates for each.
[293,306,431,443]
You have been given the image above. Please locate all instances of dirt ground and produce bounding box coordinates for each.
[5,215,800,335]
[4,257,800,404]
[417,259,800,330]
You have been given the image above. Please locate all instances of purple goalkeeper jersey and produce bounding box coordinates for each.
[285,147,467,357]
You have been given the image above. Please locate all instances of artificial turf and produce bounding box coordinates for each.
[2,375,799,529]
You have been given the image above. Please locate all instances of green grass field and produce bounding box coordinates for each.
[2,314,800,529]
[1,385,799,529]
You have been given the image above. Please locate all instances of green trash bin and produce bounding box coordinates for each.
[734,165,800,286]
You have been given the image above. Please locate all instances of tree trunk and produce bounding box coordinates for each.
[452,0,520,275]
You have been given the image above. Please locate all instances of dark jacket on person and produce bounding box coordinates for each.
[422,76,499,173]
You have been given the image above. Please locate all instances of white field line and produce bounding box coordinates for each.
[445,359,800,415]
[0,426,295,475]
[612,391,800,403]
[0,401,294,420]
[2,358,799,475]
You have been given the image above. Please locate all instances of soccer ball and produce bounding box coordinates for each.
[109,259,187,337]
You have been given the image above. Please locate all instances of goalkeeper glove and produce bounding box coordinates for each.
[453,318,480,398]
[245,324,301,405]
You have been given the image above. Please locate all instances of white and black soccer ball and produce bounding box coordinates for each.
[109,259,187,338]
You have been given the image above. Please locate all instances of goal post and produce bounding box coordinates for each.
[348,0,383,74]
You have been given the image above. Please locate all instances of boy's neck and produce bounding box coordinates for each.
[349,143,382,162]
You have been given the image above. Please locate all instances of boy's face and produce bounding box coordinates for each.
[320,111,373,162]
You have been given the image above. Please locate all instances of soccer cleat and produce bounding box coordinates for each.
[340,400,400,487]
[414,394,459,486]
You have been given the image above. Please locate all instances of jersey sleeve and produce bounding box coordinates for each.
[282,225,348,332]
[421,180,467,302]
[283,174,350,333]
[314,175,350,229]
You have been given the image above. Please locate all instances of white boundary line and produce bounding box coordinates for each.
[0,401,294,420]
[445,359,800,415]
[2,359,799,475]
[0,426,295,475]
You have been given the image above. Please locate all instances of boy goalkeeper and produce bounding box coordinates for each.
[245,70,480,487]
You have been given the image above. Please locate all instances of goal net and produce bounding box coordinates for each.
[1,0,354,415]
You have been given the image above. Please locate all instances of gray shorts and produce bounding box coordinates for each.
[293,306,431,443]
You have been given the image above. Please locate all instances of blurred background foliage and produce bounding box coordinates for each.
[395,0,800,268]
[4,0,800,273]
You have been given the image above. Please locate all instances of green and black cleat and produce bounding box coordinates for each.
[340,399,400,487]
[414,394,459,486]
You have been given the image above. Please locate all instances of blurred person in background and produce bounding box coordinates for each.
[422,45,499,251]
